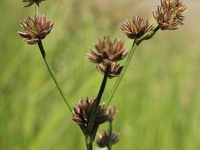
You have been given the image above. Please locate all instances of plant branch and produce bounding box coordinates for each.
[38,40,72,112]
[107,121,113,150]
[88,65,110,131]
[35,2,39,16]
[85,65,110,150]
[105,41,137,107]
[85,135,93,150]
[94,65,111,113]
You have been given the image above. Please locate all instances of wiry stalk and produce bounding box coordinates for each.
[86,65,110,150]
[105,40,137,107]
[38,40,73,112]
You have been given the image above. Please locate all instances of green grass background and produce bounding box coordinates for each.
[1,0,200,149]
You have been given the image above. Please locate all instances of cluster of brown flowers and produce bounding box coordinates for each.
[96,62,123,79]
[120,0,187,44]
[87,36,129,66]
[18,15,54,44]
[121,16,154,43]
[153,0,187,30]
[18,0,53,44]
[72,98,118,135]
[72,98,108,127]
[87,36,129,77]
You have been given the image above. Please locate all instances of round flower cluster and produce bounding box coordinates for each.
[87,36,129,78]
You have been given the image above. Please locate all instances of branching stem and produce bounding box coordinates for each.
[105,41,137,107]
[38,40,72,112]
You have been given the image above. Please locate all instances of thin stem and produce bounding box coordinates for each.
[105,41,137,107]
[145,25,160,40]
[107,121,113,150]
[38,40,72,112]
[89,65,110,124]
[109,121,112,139]
[88,65,110,131]
[85,135,93,150]
[35,2,39,16]
[153,25,160,33]
[94,65,111,113]
[86,65,110,149]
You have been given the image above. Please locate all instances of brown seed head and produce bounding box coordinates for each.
[153,0,187,30]
[96,62,123,79]
[87,36,129,66]
[120,16,154,43]
[18,15,54,44]
[22,0,45,7]
[72,97,109,127]
[96,130,120,148]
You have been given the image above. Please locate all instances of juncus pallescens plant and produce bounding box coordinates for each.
[18,0,187,150]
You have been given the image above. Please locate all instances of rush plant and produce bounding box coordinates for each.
[18,0,187,149]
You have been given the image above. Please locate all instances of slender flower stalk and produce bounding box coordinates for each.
[90,65,111,118]
[38,40,73,112]
[86,65,111,149]
[35,2,39,16]
[105,40,137,107]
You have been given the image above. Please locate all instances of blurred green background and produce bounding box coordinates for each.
[0,0,200,150]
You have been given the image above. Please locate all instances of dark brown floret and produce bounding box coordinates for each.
[72,97,109,127]
[120,16,154,43]
[18,15,54,44]
[96,62,123,78]
[87,36,129,66]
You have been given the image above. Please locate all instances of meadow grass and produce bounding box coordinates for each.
[0,0,200,150]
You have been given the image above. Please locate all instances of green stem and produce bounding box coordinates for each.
[86,65,110,150]
[94,65,110,113]
[85,135,93,150]
[145,25,160,40]
[35,2,39,16]
[38,40,73,112]
[105,41,137,107]
[109,121,112,139]
[89,65,110,126]
[107,121,113,150]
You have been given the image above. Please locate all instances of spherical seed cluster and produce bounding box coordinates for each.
[153,0,187,30]
[120,16,154,42]
[96,62,123,79]
[87,36,129,77]
[72,97,109,127]
[87,36,129,66]
[18,15,54,44]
